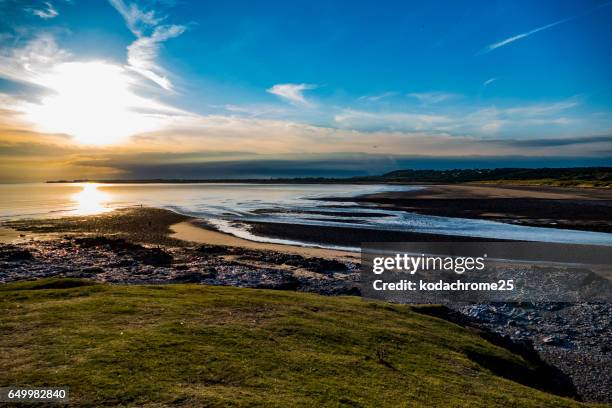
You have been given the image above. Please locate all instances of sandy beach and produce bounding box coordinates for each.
[169,220,358,261]
[344,183,612,233]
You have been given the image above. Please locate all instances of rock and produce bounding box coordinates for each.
[82,266,104,274]
[75,236,141,251]
[255,274,301,290]
[0,246,34,262]
[172,269,216,283]
[112,259,136,267]
[138,247,173,266]
[75,236,116,248]
[308,258,348,274]
[284,257,348,274]
[196,245,228,255]
[542,335,568,346]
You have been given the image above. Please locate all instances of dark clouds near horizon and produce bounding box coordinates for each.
[69,155,612,180]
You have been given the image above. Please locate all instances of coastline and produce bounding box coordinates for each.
[0,207,362,295]
[0,207,358,260]
[2,182,611,249]
[338,183,612,233]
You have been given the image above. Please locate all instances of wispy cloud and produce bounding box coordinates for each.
[126,25,185,91]
[358,91,398,102]
[26,2,59,19]
[109,0,185,91]
[479,18,572,55]
[502,100,578,116]
[108,0,163,36]
[407,91,458,104]
[493,134,612,148]
[221,104,288,117]
[483,77,498,87]
[0,35,70,85]
[460,100,579,134]
[267,83,317,106]
[332,98,584,136]
[478,1,612,54]
[334,109,451,131]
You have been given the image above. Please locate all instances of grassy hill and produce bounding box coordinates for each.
[0,279,588,407]
[378,167,612,187]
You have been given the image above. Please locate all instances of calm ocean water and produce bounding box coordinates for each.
[1,182,611,247]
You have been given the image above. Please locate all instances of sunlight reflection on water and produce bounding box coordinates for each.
[72,183,112,215]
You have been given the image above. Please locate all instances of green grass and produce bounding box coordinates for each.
[0,279,588,407]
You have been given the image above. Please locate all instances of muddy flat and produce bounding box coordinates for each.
[347,184,612,233]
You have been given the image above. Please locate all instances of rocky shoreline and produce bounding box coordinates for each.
[458,302,611,402]
[0,237,360,294]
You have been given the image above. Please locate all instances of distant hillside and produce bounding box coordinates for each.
[47,167,612,187]
[377,167,612,187]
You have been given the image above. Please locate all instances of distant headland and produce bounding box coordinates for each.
[47,167,612,188]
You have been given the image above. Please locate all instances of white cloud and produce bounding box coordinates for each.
[126,24,185,91]
[358,91,398,102]
[221,104,288,117]
[0,35,70,85]
[26,2,59,19]
[109,0,185,91]
[460,101,579,134]
[407,91,458,104]
[478,1,612,55]
[108,0,163,36]
[267,83,317,106]
[333,98,582,136]
[479,18,571,55]
[503,100,578,116]
[334,109,451,131]
[483,77,498,87]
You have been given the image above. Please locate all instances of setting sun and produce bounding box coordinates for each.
[23,61,159,145]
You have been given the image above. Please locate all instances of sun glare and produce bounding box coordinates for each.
[24,62,159,145]
[72,183,111,215]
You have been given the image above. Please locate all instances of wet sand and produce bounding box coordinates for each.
[343,183,612,233]
[1,207,358,261]
[2,207,192,246]
[245,220,495,247]
[169,220,358,261]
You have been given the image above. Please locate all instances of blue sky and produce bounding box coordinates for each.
[0,0,611,180]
